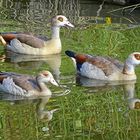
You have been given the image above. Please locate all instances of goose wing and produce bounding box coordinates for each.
[65,50,121,76]
[0,72,40,94]
[104,56,124,70]
[74,53,120,76]
[1,32,46,48]
[85,55,119,76]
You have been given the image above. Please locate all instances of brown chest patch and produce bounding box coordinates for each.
[2,34,16,42]
[0,76,8,84]
[76,54,87,63]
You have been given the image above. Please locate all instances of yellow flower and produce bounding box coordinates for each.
[105,17,112,24]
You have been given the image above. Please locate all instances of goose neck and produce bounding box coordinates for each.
[51,26,60,39]
[123,61,135,75]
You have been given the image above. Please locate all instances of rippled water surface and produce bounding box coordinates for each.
[0,0,140,139]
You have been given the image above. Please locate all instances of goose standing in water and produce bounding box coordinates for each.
[65,50,140,81]
[0,71,58,96]
[0,15,74,55]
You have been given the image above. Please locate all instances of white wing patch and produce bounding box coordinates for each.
[71,58,77,69]
[0,77,28,96]
[8,39,25,53]
[8,39,38,55]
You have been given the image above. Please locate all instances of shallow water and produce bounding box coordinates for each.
[0,0,140,139]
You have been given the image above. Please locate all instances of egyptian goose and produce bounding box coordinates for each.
[0,15,74,55]
[0,71,58,96]
[65,50,140,81]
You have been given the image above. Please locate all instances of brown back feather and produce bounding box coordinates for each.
[2,34,17,42]
[2,33,46,48]
[13,76,40,91]
[0,72,40,91]
[75,54,88,63]
[17,34,45,48]
[78,55,119,76]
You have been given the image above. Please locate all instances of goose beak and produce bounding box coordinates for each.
[65,21,74,28]
[50,79,59,87]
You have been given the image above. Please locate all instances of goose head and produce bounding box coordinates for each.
[51,15,74,28]
[126,52,140,66]
[123,52,140,75]
[37,71,59,86]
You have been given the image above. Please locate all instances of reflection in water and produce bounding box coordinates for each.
[4,51,61,81]
[1,0,140,29]
[76,75,135,87]
[0,85,71,137]
[36,96,58,122]
[0,54,5,62]
[2,95,58,123]
[123,81,140,110]
[76,75,140,110]
[0,0,79,32]
[0,73,140,139]
[0,0,140,139]
[0,85,69,122]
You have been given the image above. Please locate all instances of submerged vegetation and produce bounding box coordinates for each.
[0,0,140,138]
[0,21,140,139]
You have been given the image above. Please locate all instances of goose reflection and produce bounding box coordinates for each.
[76,75,134,87]
[0,54,5,62]
[123,80,140,110]
[0,94,59,122]
[76,75,140,110]
[36,95,58,122]
[3,51,61,81]
[0,79,70,121]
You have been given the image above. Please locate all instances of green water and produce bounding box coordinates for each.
[0,0,140,139]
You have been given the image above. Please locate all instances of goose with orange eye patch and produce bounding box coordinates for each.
[0,15,74,55]
[65,50,140,81]
[126,53,140,66]
[51,15,74,27]
[38,71,59,87]
[0,70,59,97]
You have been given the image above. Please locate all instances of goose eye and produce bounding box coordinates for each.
[135,101,140,109]
[58,17,63,22]
[134,54,140,60]
[43,73,48,77]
